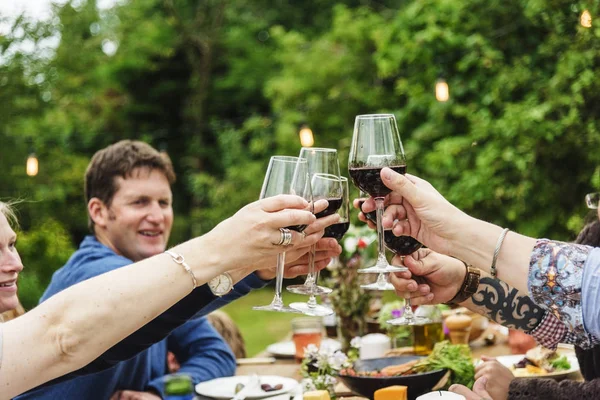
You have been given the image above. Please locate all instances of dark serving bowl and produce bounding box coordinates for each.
[337,356,447,400]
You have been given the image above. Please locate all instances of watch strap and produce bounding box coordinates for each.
[446,262,480,305]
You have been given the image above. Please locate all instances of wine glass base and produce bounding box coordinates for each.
[286,284,332,295]
[386,316,432,326]
[361,282,396,291]
[252,304,301,313]
[289,302,334,317]
[358,265,408,274]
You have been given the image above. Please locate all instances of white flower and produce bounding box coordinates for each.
[304,343,319,357]
[324,375,338,387]
[350,336,362,349]
[301,378,316,392]
[328,351,348,370]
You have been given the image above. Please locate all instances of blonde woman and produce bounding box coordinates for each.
[0,195,325,399]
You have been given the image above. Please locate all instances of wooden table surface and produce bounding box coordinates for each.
[235,326,583,399]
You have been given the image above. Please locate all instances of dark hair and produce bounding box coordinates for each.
[85,140,176,231]
[575,220,600,247]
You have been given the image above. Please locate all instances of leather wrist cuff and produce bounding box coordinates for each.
[446,261,480,305]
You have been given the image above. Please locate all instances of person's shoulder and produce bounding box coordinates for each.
[40,236,132,300]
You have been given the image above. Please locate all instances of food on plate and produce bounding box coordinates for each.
[235,383,245,394]
[303,390,331,400]
[261,383,283,392]
[339,341,474,389]
[374,385,408,400]
[510,345,572,377]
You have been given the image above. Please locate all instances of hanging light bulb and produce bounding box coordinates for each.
[299,124,314,147]
[581,10,592,28]
[26,153,39,176]
[435,78,450,102]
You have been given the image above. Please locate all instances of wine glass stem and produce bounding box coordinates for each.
[404,297,414,319]
[305,244,317,286]
[375,197,387,265]
[272,252,286,308]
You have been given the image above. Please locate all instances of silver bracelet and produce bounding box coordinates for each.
[165,250,198,289]
[490,228,510,278]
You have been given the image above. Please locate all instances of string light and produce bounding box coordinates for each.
[299,124,314,147]
[435,78,450,102]
[581,10,592,28]
[26,153,39,176]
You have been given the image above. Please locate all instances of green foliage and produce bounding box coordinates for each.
[2,0,600,307]
[16,219,75,309]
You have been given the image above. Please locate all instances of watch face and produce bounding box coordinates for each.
[210,274,232,295]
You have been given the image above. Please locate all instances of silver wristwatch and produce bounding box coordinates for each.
[208,272,233,296]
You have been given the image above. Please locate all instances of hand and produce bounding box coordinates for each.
[257,237,342,279]
[202,194,317,272]
[255,199,341,279]
[360,169,470,255]
[110,390,161,400]
[449,376,494,400]
[389,248,466,305]
[474,356,513,400]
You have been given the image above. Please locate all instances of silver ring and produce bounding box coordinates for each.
[281,228,293,246]
[274,228,292,246]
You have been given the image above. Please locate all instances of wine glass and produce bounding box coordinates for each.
[325,176,350,269]
[290,173,343,316]
[348,114,407,274]
[253,156,311,313]
[287,147,341,296]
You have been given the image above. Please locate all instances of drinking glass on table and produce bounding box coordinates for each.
[253,156,311,313]
[291,317,323,361]
[288,147,342,297]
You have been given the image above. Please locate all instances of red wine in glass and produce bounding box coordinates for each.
[315,197,343,219]
[349,165,406,198]
[324,221,350,241]
[384,231,423,255]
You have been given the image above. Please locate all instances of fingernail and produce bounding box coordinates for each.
[382,167,391,180]
[480,376,488,386]
[448,384,457,391]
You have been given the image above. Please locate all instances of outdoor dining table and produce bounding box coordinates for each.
[233,325,583,400]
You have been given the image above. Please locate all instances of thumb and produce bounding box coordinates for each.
[381,167,420,205]
[480,355,496,362]
[403,253,433,276]
[472,376,492,398]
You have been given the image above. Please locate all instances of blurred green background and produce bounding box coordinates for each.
[1,0,600,349]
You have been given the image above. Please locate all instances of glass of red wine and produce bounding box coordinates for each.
[325,177,350,270]
[287,147,342,297]
[290,173,342,316]
[348,114,408,274]
[253,156,311,313]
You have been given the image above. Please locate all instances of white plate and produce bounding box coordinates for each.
[266,338,341,358]
[496,354,580,379]
[195,375,298,399]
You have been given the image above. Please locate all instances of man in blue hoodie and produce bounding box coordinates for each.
[16,140,344,399]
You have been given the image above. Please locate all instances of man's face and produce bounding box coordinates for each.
[96,168,173,262]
